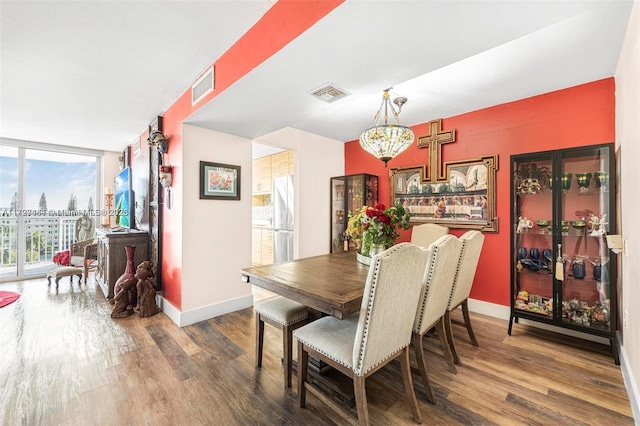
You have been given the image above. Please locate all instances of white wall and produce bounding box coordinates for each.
[255,127,345,258]
[174,125,344,324]
[615,0,640,419]
[181,124,253,312]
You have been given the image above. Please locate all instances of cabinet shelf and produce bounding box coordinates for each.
[509,143,618,364]
[330,174,377,253]
[514,304,553,317]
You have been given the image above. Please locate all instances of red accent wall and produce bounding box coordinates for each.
[345,78,615,306]
[135,0,343,310]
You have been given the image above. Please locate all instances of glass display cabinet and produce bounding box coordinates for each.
[509,143,618,363]
[330,174,378,253]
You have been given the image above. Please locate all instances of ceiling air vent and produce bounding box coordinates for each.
[309,84,350,103]
[192,66,214,105]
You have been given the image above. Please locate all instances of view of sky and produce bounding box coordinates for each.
[0,147,96,211]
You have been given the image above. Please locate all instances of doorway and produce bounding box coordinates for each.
[251,143,295,301]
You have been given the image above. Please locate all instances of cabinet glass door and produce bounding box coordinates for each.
[559,146,613,332]
[330,177,346,252]
[513,154,555,318]
[330,174,378,253]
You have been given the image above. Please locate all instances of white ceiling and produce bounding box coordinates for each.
[0,1,634,153]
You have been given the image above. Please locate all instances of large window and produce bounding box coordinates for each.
[0,142,102,280]
[0,146,19,278]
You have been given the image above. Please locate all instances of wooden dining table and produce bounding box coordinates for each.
[241,250,370,320]
[242,250,371,405]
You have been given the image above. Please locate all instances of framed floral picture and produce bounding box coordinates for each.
[199,161,241,200]
[390,154,499,232]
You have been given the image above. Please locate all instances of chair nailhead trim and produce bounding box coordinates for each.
[415,235,454,333]
[356,243,407,375]
[257,311,308,326]
[447,238,467,307]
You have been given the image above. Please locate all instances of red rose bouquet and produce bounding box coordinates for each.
[347,202,410,256]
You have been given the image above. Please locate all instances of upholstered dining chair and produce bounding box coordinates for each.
[410,223,449,248]
[295,243,429,426]
[254,296,308,388]
[411,234,463,404]
[444,230,485,366]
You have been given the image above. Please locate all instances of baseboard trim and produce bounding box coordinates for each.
[156,294,253,327]
[619,344,640,423]
[467,298,511,320]
[468,299,636,421]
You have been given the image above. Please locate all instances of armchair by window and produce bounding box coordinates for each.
[69,216,97,283]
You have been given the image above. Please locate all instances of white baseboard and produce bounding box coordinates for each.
[469,298,637,422]
[619,344,640,424]
[156,294,253,327]
[467,298,511,320]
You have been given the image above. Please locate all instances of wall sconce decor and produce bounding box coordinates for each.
[159,164,173,209]
[159,165,173,188]
[359,88,415,167]
[148,130,169,154]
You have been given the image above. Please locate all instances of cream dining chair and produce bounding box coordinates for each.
[411,234,463,404]
[294,243,429,426]
[410,223,449,248]
[444,230,485,366]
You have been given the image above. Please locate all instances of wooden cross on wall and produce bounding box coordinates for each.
[417,119,456,183]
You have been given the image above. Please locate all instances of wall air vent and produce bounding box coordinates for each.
[192,66,214,105]
[309,84,350,103]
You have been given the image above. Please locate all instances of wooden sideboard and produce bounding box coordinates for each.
[95,228,149,301]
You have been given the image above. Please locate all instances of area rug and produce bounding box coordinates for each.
[0,291,20,308]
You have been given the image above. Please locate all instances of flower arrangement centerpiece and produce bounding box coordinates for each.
[346,202,410,257]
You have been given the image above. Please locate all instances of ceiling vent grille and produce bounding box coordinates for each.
[309,84,349,103]
[192,66,214,105]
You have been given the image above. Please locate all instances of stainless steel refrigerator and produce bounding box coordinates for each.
[273,175,294,263]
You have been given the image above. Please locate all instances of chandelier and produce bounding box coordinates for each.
[359,88,415,167]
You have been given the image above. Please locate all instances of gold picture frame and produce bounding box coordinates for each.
[390,154,499,232]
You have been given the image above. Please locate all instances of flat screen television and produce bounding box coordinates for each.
[114,167,135,229]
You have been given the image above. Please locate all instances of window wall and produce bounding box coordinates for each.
[0,140,103,281]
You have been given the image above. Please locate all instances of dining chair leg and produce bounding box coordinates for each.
[444,310,462,366]
[461,300,479,347]
[353,375,370,426]
[283,324,293,388]
[412,332,436,404]
[298,340,308,407]
[399,346,422,424]
[435,318,457,374]
[255,312,264,368]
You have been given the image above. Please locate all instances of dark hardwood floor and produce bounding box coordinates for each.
[0,274,633,425]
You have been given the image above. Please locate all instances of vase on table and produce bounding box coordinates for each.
[369,243,386,257]
[111,245,138,318]
[357,230,388,265]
